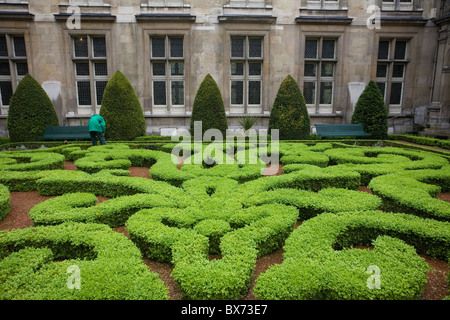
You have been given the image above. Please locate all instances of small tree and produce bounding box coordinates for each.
[351,81,388,139]
[100,71,145,141]
[269,75,310,140]
[190,74,228,138]
[7,74,59,142]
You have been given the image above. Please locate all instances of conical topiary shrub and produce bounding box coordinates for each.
[269,75,310,140]
[351,81,388,139]
[7,74,59,142]
[190,74,228,138]
[99,71,146,141]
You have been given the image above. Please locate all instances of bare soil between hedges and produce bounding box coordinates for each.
[0,161,448,300]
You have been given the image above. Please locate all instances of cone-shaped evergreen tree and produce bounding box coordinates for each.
[190,74,228,138]
[351,81,388,139]
[100,71,145,141]
[7,74,59,142]
[269,75,310,140]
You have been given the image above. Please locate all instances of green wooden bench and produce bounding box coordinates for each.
[39,126,91,141]
[315,124,370,138]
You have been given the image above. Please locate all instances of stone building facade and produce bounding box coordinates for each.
[0,0,448,137]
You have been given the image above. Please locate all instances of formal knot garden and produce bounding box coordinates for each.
[0,137,449,300]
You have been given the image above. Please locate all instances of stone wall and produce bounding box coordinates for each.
[0,0,446,137]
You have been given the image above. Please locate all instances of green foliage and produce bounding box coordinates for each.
[126,204,298,299]
[7,74,59,142]
[254,210,450,300]
[368,166,450,222]
[99,71,145,141]
[351,81,388,139]
[238,116,260,132]
[0,223,168,300]
[1,140,449,300]
[269,75,310,140]
[190,74,228,137]
[0,184,10,222]
[390,134,450,151]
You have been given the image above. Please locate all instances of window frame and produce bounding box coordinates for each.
[71,35,109,115]
[150,35,186,113]
[230,35,264,113]
[0,33,28,114]
[303,37,337,115]
[376,38,409,115]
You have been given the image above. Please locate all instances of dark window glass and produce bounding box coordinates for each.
[248,38,262,58]
[0,36,8,57]
[93,37,107,57]
[390,82,403,105]
[153,81,167,105]
[376,82,386,98]
[248,81,261,105]
[378,41,390,60]
[376,64,388,78]
[94,62,108,76]
[304,63,317,77]
[74,37,89,57]
[152,63,166,76]
[152,38,166,58]
[170,38,183,58]
[231,37,245,58]
[305,39,318,59]
[16,62,28,76]
[77,81,92,105]
[392,64,405,78]
[231,81,244,105]
[96,81,107,105]
[394,41,407,60]
[249,62,262,76]
[76,62,90,76]
[171,81,184,105]
[322,40,335,59]
[0,81,13,105]
[13,36,26,57]
[231,62,244,76]
[320,82,333,104]
[0,62,10,76]
[170,62,184,76]
[303,82,316,104]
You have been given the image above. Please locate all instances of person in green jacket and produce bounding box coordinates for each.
[88,114,106,145]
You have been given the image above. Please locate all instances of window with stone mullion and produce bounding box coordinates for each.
[72,35,108,112]
[230,36,263,112]
[376,38,408,114]
[304,38,336,114]
[150,36,185,110]
[0,34,28,112]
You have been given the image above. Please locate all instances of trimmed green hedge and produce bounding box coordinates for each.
[29,192,178,228]
[254,210,450,300]
[7,74,59,142]
[368,167,450,222]
[390,134,450,150]
[0,152,65,171]
[126,203,298,300]
[0,222,168,300]
[243,187,382,220]
[0,184,10,222]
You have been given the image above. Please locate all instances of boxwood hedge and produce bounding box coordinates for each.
[0,184,10,222]
[126,203,298,300]
[0,222,168,300]
[254,210,450,300]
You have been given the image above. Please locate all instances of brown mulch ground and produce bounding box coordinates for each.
[0,161,448,300]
